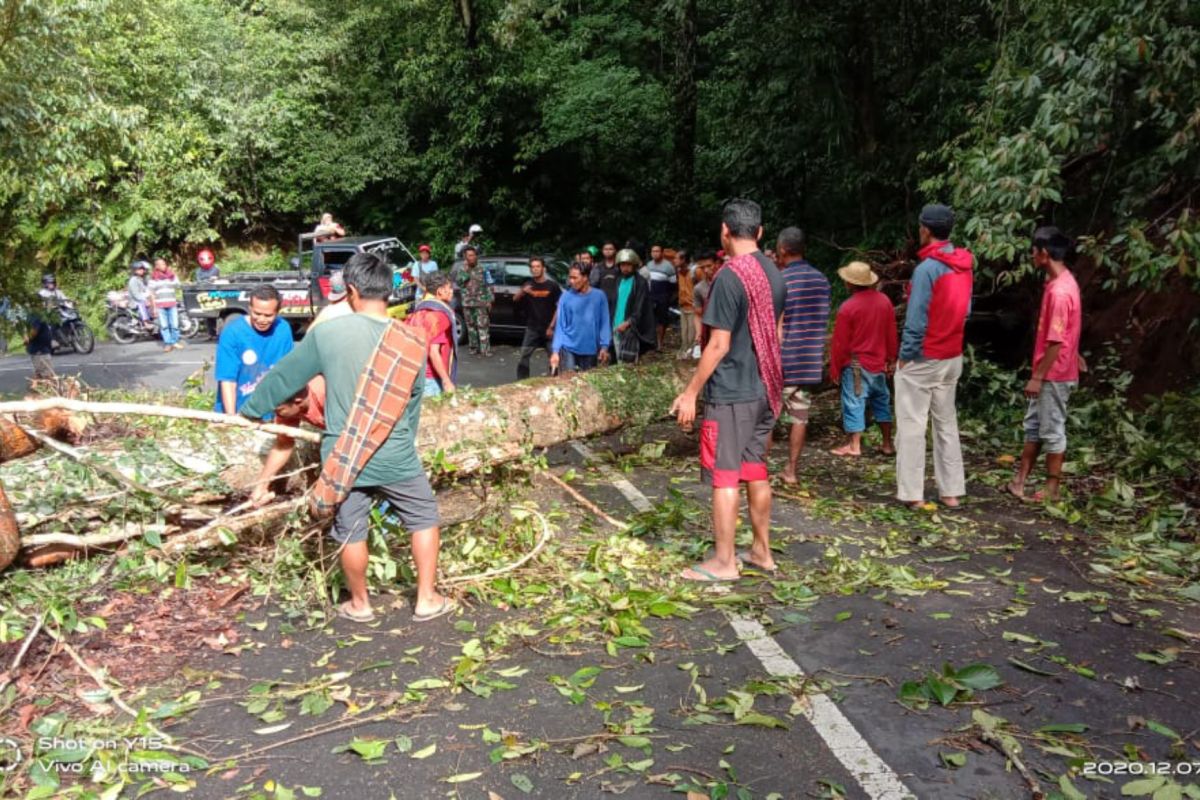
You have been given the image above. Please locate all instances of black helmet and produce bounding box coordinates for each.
[41,273,56,287]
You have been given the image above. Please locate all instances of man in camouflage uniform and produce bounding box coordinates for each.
[457,245,493,355]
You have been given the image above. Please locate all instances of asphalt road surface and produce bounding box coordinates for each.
[0,337,545,396]
[3,335,1196,799]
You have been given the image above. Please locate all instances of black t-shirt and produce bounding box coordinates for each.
[701,252,787,403]
[519,278,562,330]
[597,265,622,312]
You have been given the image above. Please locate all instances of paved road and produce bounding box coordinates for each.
[0,337,545,396]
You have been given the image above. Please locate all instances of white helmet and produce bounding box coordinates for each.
[468,224,483,235]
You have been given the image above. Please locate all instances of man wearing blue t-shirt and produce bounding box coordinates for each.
[214,285,294,414]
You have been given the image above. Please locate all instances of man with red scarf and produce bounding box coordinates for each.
[670,199,786,581]
[895,203,974,508]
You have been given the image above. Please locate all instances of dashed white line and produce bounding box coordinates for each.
[571,440,915,800]
[570,441,653,512]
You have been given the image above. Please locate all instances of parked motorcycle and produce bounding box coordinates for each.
[105,292,199,344]
[50,300,95,354]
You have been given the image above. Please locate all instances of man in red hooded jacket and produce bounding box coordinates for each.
[895,204,974,508]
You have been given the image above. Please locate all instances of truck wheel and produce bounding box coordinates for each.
[218,311,245,336]
[455,312,468,346]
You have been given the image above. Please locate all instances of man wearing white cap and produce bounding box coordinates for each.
[309,270,353,330]
[454,224,484,259]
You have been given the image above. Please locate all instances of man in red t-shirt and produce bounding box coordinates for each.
[829,261,898,457]
[1008,226,1082,502]
[250,376,326,506]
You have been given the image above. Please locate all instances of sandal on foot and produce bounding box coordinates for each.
[681,565,738,583]
[736,551,778,574]
[413,598,458,623]
[337,601,375,623]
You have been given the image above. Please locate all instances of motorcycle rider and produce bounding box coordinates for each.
[37,274,67,306]
[128,261,154,329]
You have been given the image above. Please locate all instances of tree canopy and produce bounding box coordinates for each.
[1,0,1197,298]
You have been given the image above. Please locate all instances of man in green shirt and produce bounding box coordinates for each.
[240,253,454,624]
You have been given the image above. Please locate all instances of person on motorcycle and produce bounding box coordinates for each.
[37,274,66,307]
[128,261,154,329]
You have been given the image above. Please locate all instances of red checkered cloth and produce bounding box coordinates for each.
[309,320,427,518]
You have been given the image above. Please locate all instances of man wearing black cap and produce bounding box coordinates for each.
[895,203,974,509]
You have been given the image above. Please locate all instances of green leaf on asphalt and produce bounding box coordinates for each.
[441,772,482,784]
[347,738,388,761]
[617,735,652,749]
[1145,720,1180,740]
[736,712,789,729]
[1121,776,1168,796]
[927,676,959,706]
[939,752,967,769]
[1058,774,1087,800]
[1135,650,1177,665]
[1007,657,1057,676]
[410,744,437,759]
[407,678,450,690]
[1037,723,1088,734]
[613,636,647,648]
[954,664,1003,691]
[834,611,853,622]
[511,773,534,794]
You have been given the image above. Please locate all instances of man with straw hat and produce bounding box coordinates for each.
[829,261,898,457]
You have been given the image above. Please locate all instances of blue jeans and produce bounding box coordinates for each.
[423,377,442,398]
[840,365,892,433]
[157,306,179,346]
[560,350,598,372]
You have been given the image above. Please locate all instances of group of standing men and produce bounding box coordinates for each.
[668,199,1082,582]
[208,199,1081,620]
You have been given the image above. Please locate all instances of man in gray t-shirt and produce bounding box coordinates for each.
[670,200,786,586]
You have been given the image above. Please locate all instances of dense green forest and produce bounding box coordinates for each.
[2,0,1198,312]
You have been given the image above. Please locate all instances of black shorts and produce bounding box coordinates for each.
[332,475,440,544]
[652,298,673,327]
[699,397,775,488]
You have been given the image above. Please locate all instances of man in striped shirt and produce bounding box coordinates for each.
[774,227,830,484]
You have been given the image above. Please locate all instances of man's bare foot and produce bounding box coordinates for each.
[681,557,739,582]
[1004,482,1030,502]
[737,547,777,573]
[830,443,861,456]
[879,444,895,456]
[413,593,456,621]
[778,470,798,485]
[940,496,961,508]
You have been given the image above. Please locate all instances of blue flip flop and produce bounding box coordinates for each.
[682,565,738,583]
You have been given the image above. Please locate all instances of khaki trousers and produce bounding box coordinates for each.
[894,356,965,502]
[678,310,697,357]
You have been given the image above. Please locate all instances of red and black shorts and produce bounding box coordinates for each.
[699,397,776,488]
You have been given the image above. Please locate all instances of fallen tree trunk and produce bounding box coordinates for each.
[2,361,693,569]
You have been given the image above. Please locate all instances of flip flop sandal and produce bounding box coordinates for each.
[681,565,738,583]
[413,598,458,623]
[736,551,778,574]
[337,602,375,623]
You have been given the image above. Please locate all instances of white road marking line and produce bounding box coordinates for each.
[570,441,653,512]
[725,615,915,799]
[572,440,915,800]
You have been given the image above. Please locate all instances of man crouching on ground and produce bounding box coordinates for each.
[240,252,455,624]
[670,199,787,581]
